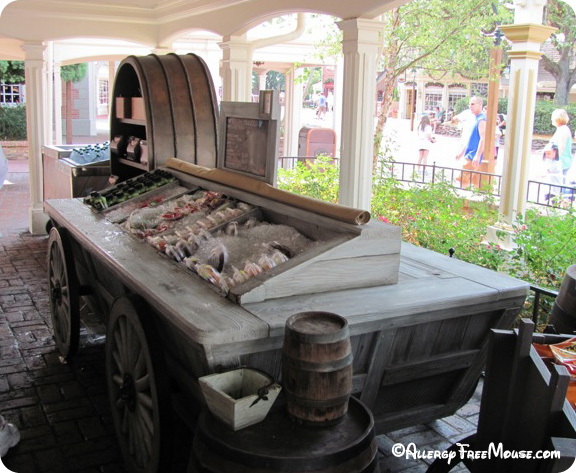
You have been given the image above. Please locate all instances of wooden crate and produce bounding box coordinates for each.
[199,368,281,431]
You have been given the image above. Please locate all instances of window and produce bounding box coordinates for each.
[1,83,23,106]
[98,79,109,106]
[447,84,468,110]
[425,93,442,111]
[448,92,467,109]
[471,82,488,97]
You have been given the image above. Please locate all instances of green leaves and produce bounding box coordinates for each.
[60,63,87,83]
[0,61,24,84]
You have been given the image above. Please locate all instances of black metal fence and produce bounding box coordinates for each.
[279,157,575,209]
[382,161,576,209]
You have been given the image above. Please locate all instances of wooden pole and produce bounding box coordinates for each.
[480,46,503,185]
[410,79,416,131]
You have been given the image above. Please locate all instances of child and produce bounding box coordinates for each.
[542,142,562,200]
[417,115,435,174]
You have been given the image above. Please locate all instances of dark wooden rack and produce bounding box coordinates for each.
[109,53,219,181]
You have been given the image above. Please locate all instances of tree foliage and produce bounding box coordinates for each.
[61,63,87,83]
[0,61,24,84]
[541,0,576,106]
[372,0,510,163]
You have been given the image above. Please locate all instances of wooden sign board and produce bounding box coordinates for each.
[218,90,280,186]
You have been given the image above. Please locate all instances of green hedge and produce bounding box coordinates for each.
[0,105,27,140]
[532,101,576,135]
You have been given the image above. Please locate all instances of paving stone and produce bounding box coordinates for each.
[32,448,68,472]
[53,420,84,444]
[3,454,37,473]
[20,404,48,428]
[78,416,109,440]
[37,384,64,403]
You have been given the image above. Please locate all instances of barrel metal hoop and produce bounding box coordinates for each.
[282,353,353,372]
[284,392,351,407]
[285,328,350,345]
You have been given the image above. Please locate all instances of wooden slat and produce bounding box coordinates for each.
[401,243,530,297]
[45,199,269,345]
[380,349,479,386]
[246,275,527,337]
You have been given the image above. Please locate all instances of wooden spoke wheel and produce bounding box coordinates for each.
[47,226,80,358]
[106,295,172,473]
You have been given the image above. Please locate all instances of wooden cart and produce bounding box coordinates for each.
[44,53,529,473]
[45,167,528,473]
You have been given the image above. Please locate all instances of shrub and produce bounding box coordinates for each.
[0,105,27,140]
[277,155,339,203]
[532,101,576,135]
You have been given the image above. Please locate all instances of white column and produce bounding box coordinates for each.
[22,42,50,234]
[53,62,62,145]
[284,67,303,158]
[218,35,252,102]
[336,18,383,211]
[45,42,54,145]
[254,68,267,92]
[108,61,115,116]
[333,58,344,153]
[492,25,555,232]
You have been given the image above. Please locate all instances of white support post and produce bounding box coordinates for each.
[336,18,383,211]
[21,42,50,234]
[333,58,344,154]
[487,24,555,245]
[53,61,62,145]
[45,42,54,145]
[219,35,252,102]
[284,66,303,158]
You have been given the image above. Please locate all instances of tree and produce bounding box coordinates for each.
[372,0,508,164]
[311,2,507,166]
[541,0,576,106]
[61,63,87,144]
[0,61,24,84]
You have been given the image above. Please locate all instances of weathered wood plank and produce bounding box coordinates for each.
[245,275,528,337]
[401,243,529,294]
[45,199,270,345]
[239,253,400,304]
[380,349,479,386]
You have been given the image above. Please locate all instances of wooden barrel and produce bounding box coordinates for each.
[188,397,379,473]
[282,311,353,426]
[550,265,576,334]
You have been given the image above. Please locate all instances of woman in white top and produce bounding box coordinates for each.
[417,115,435,172]
[549,109,573,184]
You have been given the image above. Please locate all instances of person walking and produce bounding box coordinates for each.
[316,94,327,119]
[456,96,486,188]
[417,114,435,175]
[549,108,573,184]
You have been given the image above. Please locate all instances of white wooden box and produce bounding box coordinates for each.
[199,368,281,431]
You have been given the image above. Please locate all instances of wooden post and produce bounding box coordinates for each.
[479,46,503,188]
[410,76,416,131]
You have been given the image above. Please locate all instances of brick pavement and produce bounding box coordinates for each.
[0,161,477,472]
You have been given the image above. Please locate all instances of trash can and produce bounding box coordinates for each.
[298,127,337,157]
[42,144,111,200]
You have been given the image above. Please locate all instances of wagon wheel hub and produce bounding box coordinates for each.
[51,283,62,303]
[119,373,137,411]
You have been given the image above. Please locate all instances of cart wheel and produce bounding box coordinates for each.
[47,226,80,358]
[106,295,173,473]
